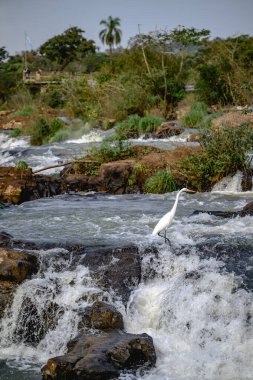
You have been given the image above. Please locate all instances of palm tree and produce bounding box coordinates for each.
[99,16,122,55]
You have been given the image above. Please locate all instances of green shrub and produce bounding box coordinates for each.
[16,160,29,169]
[114,114,165,140]
[30,118,50,145]
[10,128,22,137]
[41,87,65,108]
[180,123,253,191]
[181,102,208,128]
[13,105,34,117]
[49,117,65,136]
[114,115,141,140]
[144,170,178,194]
[88,140,134,164]
[128,163,149,188]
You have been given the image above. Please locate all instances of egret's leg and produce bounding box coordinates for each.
[158,231,171,246]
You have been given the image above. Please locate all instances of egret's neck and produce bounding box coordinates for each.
[171,189,184,213]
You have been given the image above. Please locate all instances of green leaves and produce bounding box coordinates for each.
[39,27,96,70]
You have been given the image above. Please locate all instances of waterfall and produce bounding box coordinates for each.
[211,170,244,193]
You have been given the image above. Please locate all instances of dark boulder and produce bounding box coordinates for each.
[192,201,253,218]
[74,245,141,305]
[78,301,124,331]
[41,330,156,380]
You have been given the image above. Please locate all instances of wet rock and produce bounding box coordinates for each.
[41,330,156,380]
[75,245,141,305]
[14,298,63,345]
[0,247,38,317]
[0,167,63,204]
[78,301,124,331]
[239,201,253,216]
[98,160,136,194]
[192,201,253,218]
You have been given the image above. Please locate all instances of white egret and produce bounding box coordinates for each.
[152,188,195,244]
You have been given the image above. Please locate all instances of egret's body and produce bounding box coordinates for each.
[152,188,195,244]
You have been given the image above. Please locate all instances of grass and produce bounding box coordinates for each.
[144,169,178,194]
[114,115,164,140]
[181,102,209,128]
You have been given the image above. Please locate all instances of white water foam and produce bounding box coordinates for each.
[123,248,253,380]
[66,130,103,144]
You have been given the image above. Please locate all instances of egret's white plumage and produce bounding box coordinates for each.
[152,188,195,243]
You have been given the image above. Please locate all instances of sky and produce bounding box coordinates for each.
[0,0,253,55]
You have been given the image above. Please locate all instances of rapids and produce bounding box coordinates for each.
[0,129,252,380]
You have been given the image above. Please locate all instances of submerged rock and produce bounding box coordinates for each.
[41,330,156,380]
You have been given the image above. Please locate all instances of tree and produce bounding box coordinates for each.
[0,47,8,62]
[99,16,122,55]
[129,26,210,118]
[39,27,96,71]
[196,35,253,105]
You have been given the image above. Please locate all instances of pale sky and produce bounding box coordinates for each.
[0,0,253,55]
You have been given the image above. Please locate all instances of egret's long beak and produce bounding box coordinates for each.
[186,189,196,193]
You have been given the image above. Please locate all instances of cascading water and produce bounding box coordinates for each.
[0,130,252,380]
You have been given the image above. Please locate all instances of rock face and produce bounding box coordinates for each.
[0,167,63,204]
[147,121,183,138]
[74,245,142,305]
[0,246,38,317]
[42,330,156,380]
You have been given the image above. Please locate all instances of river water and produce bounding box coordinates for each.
[0,129,252,380]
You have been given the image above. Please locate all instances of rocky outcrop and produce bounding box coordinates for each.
[0,167,63,204]
[42,330,156,380]
[0,246,38,317]
[98,160,135,194]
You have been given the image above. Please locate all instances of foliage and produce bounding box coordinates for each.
[99,16,122,54]
[180,123,253,191]
[114,114,164,140]
[0,47,8,62]
[13,105,34,117]
[128,163,149,189]
[41,86,65,108]
[10,128,22,138]
[88,140,134,164]
[195,35,253,105]
[29,117,65,145]
[129,26,210,117]
[39,27,96,70]
[181,102,209,127]
[144,169,178,193]
[16,160,29,169]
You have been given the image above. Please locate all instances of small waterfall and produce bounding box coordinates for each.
[211,170,243,193]
[0,248,113,370]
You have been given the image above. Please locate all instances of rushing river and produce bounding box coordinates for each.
[0,129,252,380]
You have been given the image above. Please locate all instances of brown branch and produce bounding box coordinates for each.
[32,159,100,174]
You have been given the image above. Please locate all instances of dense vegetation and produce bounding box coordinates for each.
[1,21,253,192]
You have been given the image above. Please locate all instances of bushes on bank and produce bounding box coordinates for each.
[114,114,164,140]
[30,117,65,145]
[180,123,253,191]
